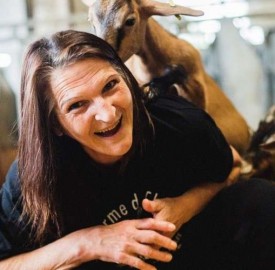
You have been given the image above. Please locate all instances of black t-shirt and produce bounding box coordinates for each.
[0,96,233,269]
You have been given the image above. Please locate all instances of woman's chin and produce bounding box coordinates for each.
[84,137,133,164]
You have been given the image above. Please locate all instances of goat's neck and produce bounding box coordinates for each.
[125,55,152,86]
[136,18,176,77]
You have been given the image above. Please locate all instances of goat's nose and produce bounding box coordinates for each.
[94,100,116,123]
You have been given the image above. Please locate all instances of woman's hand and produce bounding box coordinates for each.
[142,145,243,239]
[0,218,176,270]
[142,183,226,239]
[142,197,194,239]
[77,218,177,269]
[142,181,234,239]
[142,176,240,239]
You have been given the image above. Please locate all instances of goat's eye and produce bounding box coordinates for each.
[125,18,136,27]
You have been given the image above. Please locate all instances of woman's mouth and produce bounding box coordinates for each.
[94,117,122,137]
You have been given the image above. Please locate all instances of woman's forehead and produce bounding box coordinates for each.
[51,59,117,90]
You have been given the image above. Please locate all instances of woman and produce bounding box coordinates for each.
[0,30,274,270]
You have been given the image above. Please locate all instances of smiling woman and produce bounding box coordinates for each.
[51,59,134,164]
[0,29,275,270]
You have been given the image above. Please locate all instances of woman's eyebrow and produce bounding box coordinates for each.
[102,72,120,81]
[59,72,120,109]
[60,97,79,109]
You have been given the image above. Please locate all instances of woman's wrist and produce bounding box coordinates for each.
[0,228,99,270]
[0,234,83,270]
[28,232,86,270]
[48,226,105,268]
[69,226,102,264]
[177,181,226,221]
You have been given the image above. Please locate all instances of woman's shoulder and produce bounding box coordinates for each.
[0,160,28,260]
[147,94,203,115]
[145,95,233,184]
[0,160,21,209]
[146,95,217,136]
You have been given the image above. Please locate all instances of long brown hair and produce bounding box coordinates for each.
[19,30,152,244]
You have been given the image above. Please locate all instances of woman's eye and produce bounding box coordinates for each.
[68,101,86,112]
[103,79,119,93]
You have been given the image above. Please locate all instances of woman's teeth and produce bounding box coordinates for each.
[95,117,122,137]
[97,121,118,133]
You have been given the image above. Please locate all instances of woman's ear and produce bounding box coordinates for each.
[54,127,63,136]
[51,115,64,136]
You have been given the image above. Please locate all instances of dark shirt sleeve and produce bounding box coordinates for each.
[147,95,233,188]
[0,160,25,260]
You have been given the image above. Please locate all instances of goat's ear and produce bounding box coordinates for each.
[82,0,96,6]
[141,0,204,17]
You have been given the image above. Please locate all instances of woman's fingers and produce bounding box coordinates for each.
[114,243,172,269]
[134,218,177,251]
[135,229,177,251]
[136,218,176,232]
[134,243,173,262]
[142,198,160,213]
[115,253,157,270]
[92,219,177,268]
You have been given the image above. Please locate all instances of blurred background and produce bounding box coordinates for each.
[0,0,275,183]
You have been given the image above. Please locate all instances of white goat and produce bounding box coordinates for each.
[82,0,251,154]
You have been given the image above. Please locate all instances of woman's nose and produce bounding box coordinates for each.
[94,98,116,123]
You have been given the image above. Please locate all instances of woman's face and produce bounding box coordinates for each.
[51,58,133,164]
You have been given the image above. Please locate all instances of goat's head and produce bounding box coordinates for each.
[82,0,203,61]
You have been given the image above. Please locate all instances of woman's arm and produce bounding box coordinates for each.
[142,146,242,238]
[0,218,177,270]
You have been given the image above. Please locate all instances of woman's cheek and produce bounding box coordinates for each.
[62,116,82,135]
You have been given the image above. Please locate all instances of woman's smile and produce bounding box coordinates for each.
[94,116,122,137]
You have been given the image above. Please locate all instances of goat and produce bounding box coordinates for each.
[82,0,251,154]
